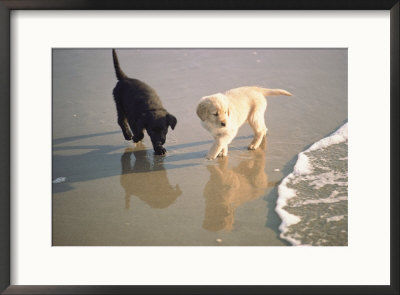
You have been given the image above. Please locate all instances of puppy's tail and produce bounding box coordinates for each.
[112,49,128,81]
[261,88,293,97]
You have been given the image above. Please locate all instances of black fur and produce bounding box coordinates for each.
[112,49,177,155]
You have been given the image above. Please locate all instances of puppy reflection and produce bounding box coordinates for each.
[203,141,275,231]
[120,146,182,209]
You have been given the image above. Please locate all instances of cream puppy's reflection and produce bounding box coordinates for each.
[203,141,274,231]
[120,146,182,209]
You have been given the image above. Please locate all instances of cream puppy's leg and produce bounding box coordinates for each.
[207,137,230,160]
[248,110,267,150]
[218,145,228,157]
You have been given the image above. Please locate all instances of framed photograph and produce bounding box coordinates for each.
[1,1,398,294]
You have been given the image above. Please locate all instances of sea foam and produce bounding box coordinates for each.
[276,123,348,246]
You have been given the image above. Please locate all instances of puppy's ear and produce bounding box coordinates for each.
[167,113,177,130]
[196,100,209,121]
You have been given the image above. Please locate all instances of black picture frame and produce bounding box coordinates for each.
[1,1,398,294]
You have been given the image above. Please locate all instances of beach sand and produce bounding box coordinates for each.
[52,48,347,246]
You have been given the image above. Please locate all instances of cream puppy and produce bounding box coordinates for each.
[196,86,292,160]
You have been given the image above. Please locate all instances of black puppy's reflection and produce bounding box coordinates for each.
[203,140,275,231]
[120,145,182,209]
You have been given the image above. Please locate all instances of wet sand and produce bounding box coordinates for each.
[52,48,347,246]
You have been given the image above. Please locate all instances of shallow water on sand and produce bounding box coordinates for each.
[52,48,347,246]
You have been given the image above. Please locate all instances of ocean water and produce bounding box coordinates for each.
[276,123,348,246]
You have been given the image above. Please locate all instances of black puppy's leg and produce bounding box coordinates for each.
[132,131,144,143]
[150,137,166,155]
[127,119,144,143]
[153,144,166,155]
[118,117,133,140]
[115,101,133,140]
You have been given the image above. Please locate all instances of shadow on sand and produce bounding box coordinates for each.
[52,131,212,193]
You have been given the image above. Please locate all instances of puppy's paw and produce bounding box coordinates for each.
[206,155,216,160]
[123,134,132,140]
[248,144,257,150]
[154,146,167,155]
[124,132,133,141]
[133,134,144,143]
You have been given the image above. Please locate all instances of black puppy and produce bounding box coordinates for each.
[112,49,177,155]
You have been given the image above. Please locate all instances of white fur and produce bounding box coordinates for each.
[196,86,292,160]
